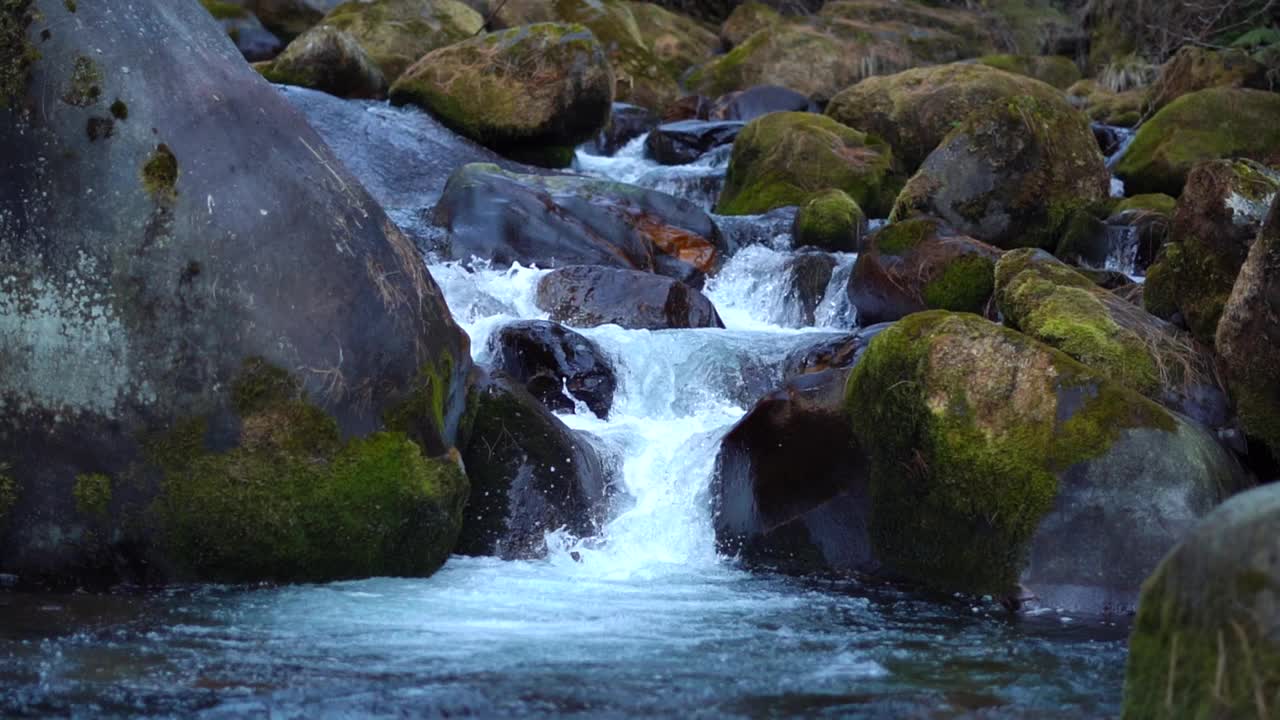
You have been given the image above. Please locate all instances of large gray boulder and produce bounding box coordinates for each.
[0,0,472,586]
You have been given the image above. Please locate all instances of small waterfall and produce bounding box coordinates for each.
[574,134,729,212]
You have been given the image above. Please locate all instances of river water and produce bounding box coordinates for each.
[0,133,1131,718]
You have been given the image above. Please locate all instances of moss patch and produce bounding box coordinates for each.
[922,254,996,313]
[73,473,112,518]
[793,189,864,252]
[62,54,103,107]
[109,99,128,120]
[141,144,178,202]
[0,469,16,531]
[0,0,37,110]
[383,350,456,457]
[200,0,248,20]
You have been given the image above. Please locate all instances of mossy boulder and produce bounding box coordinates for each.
[718,0,778,49]
[996,249,1225,425]
[628,2,718,81]
[259,25,386,98]
[1115,88,1280,197]
[890,94,1111,251]
[846,311,1243,610]
[1066,79,1145,127]
[976,54,1081,89]
[458,373,611,559]
[826,63,1072,175]
[792,189,866,253]
[320,0,483,83]
[848,217,1002,324]
[716,112,897,217]
[389,23,613,168]
[1145,45,1269,114]
[0,0,471,586]
[1143,159,1280,343]
[1123,483,1280,719]
[819,0,990,51]
[1217,199,1280,458]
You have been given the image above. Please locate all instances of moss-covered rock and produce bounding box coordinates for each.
[718,0,778,49]
[996,249,1223,421]
[890,94,1111,251]
[977,54,1081,89]
[1143,159,1280,342]
[1115,88,1280,197]
[820,0,990,50]
[320,0,483,82]
[1217,199,1280,458]
[259,25,386,98]
[827,63,1072,174]
[628,2,717,81]
[1066,78,1144,127]
[792,189,866,252]
[246,0,333,40]
[848,217,1002,324]
[716,112,897,217]
[687,22,869,103]
[389,23,612,169]
[1145,45,1269,114]
[845,311,1240,607]
[1123,483,1280,719]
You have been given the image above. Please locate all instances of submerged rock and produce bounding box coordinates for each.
[458,374,611,559]
[846,312,1243,612]
[390,23,614,168]
[0,0,472,586]
[259,25,387,98]
[716,112,897,217]
[487,321,617,419]
[1123,483,1280,718]
[590,102,658,156]
[535,266,724,330]
[433,163,725,284]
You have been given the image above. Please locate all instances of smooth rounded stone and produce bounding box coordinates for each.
[433,163,726,285]
[1143,159,1280,344]
[1217,198,1280,460]
[317,0,485,83]
[278,86,542,243]
[1122,483,1280,718]
[848,218,1002,325]
[782,251,837,327]
[0,0,471,586]
[644,120,744,166]
[458,373,612,560]
[589,102,658,156]
[535,266,724,330]
[891,93,1110,252]
[792,189,866,253]
[996,249,1228,428]
[390,23,613,168]
[487,321,617,419]
[259,25,387,98]
[713,368,874,574]
[846,312,1245,612]
[1115,88,1280,197]
[708,84,815,121]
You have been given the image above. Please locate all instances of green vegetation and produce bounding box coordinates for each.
[73,474,112,519]
[141,144,179,201]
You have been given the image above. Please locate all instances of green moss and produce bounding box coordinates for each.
[1142,235,1236,343]
[875,218,932,255]
[384,350,456,455]
[73,473,112,518]
[0,0,37,111]
[793,189,864,251]
[976,54,1081,89]
[110,99,128,120]
[200,0,247,20]
[62,54,103,107]
[141,144,178,201]
[922,254,996,314]
[0,469,16,531]
[504,144,576,169]
[1114,193,1176,216]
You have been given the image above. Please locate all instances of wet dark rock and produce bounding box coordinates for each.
[590,102,658,156]
[645,120,744,166]
[713,206,796,250]
[209,8,284,62]
[259,25,387,99]
[1091,122,1126,158]
[0,0,471,586]
[782,252,836,327]
[459,374,611,559]
[661,94,713,122]
[708,84,815,122]
[535,266,724,330]
[487,321,617,418]
[713,369,875,574]
[781,324,892,379]
[433,163,726,285]
[248,0,345,40]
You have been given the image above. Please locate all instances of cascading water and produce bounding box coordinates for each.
[0,146,1131,719]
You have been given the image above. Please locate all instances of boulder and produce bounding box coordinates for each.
[0,0,472,585]
[1052,203,1112,269]
[1105,194,1176,275]
[591,102,658,156]
[719,1,779,49]
[1115,88,1280,197]
[846,311,1244,611]
[1217,198,1280,458]
[716,112,897,217]
[890,94,1111,251]
[792,189,866,253]
[1145,45,1269,114]
[708,84,815,122]
[1123,483,1280,719]
[389,23,613,169]
[996,249,1226,427]
[535,266,724,330]
[458,374,611,559]
[259,25,387,99]
[1143,159,1280,343]
[628,2,719,82]
[487,321,617,419]
[975,54,1081,89]
[248,0,345,40]
[432,163,726,284]
[661,93,713,122]
[848,218,1002,325]
[782,252,838,327]
[315,0,483,83]
[819,0,990,53]
[201,2,285,62]
[713,369,873,574]
[782,324,892,379]
[826,63,1073,175]
[644,120,743,165]
[1067,79,1144,127]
